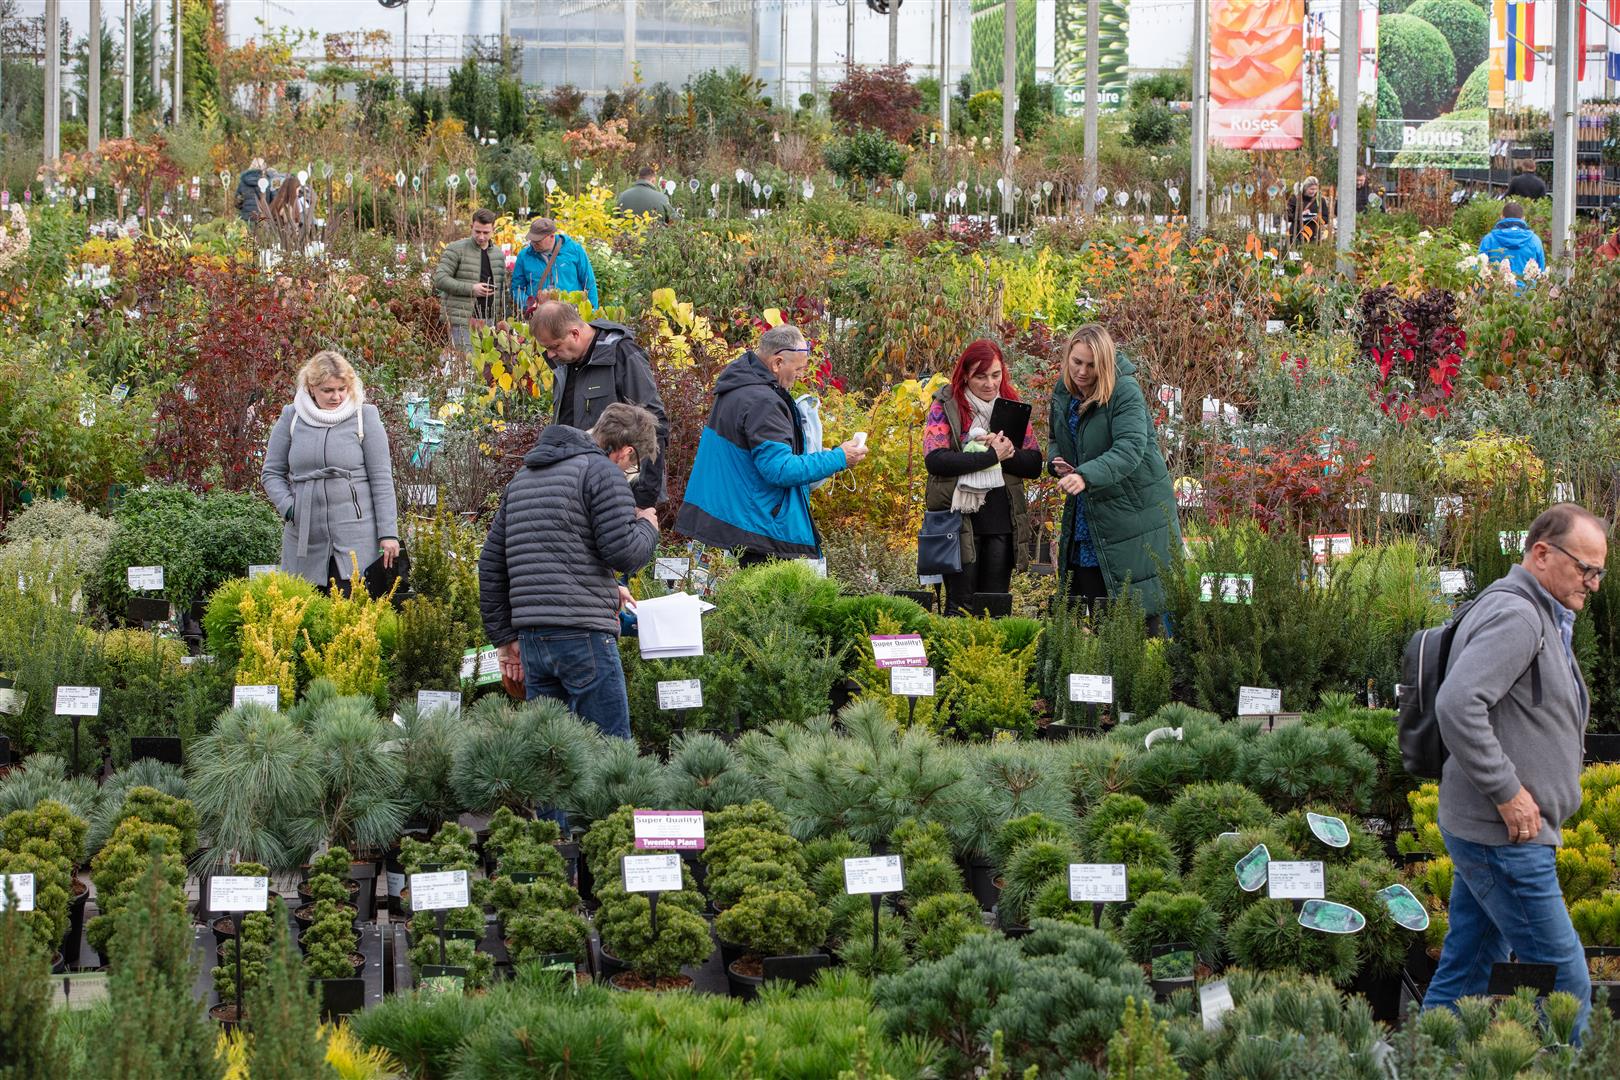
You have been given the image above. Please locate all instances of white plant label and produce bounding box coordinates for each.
[0,873,36,911]
[232,684,280,711]
[180,655,215,667]
[54,687,101,716]
[126,566,164,591]
[1067,863,1128,903]
[657,679,704,710]
[405,484,439,507]
[1552,482,1575,503]
[1200,979,1235,1030]
[0,688,26,715]
[1433,495,1464,518]
[1266,860,1326,900]
[621,853,684,893]
[1438,569,1468,596]
[633,810,706,851]
[1199,573,1253,604]
[869,634,927,669]
[416,690,461,719]
[653,557,691,582]
[843,855,905,895]
[1306,812,1352,849]
[409,870,471,910]
[1143,726,1183,749]
[1379,492,1413,514]
[890,667,936,697]
[1069,674,1114,704]
[248,564,277,579]
[1236,686,1283,716]
[208,875,269,912]
[1500,531,1528,555]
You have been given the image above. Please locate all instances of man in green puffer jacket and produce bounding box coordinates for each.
[432,208,510,349]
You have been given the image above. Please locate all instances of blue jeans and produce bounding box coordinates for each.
[516,629,632,741]
[1423,828,1591,1042]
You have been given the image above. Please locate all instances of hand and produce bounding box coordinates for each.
[1497,787,1544,843]
[987,433,1014,462]
[496,639,523,683]
[380,538,400,568]
[635,506,660,528]
[1051,456,1076,478]
[840,438,870,466]
[1058,473,1087,497]
[473,282,495,297]
[617,585,636,611]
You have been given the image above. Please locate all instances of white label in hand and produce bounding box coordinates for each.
[409,870,471,910]
[1236,686,1282,716]
[232,684,280,711]
[416,690,461,718]
[656,679,704,710]
[1068,863,1128,903]
[208,875,269,912]
[890,667,935,697]
[0,873,35,911]
[1266,860,1326,900]
[843,855,905,895]
[1069,674,1114,703]
[870,634,927,669]
[622,853,684,893]
[633,810,706,851]
[126,566,164,591]
[54,687,101,716]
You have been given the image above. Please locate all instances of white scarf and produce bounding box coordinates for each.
[952,393,1004,514]
[292,380,365,441]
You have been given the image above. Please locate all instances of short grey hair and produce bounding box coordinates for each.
[590,403,658,463]
[758,323,805,358]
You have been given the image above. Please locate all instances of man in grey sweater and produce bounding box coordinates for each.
[478,403,660,739]
[1424,503,1607,1040]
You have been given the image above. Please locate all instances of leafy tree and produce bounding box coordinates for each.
[829,63,924,143]
[447,58,499,136]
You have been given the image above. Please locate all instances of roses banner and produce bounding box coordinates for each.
[1209,0,1305,150]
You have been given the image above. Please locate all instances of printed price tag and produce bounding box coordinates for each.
[1235,844,1270,892]
[633,810,706,851]
[1200,979,1235,1030]
[180,655,215,668]
[247,564,277,579]
[653,557,691,582]
[1438,569,1468,596]
[869,634,927,669]
[622,853,684,893]
[0,873,36,911]
[1297,899,1366,934]
[126,566,164,591]
[232,684,280,711]
[890,667,936,697]
[843,855,905,895]
[657,679,704,710]
[54,687,101,716]
[1266,860,1326,900]
[1069,674,1114,704]
[409,870,471,910]
[1199,573,1253,604]
[0,688,26,715]
[1377,883,1431,931]
[1306,812,1351,849]
[1236,686,1282,716]
[1309,534,1352,564]
[1067,863,1128,903]
[208,875,269,912]
[416,690,461,718]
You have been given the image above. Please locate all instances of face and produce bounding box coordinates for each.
[1066,343,1098,395]
[529,231,557,254]
[1304,182,1319,198]
[537,324,590,363]
[471,221,494,247]
[309,376,349,410]
[966,360,1003,403]
[767,341,811,389]
[1357,174,1368,189]
[1530,520,1609,612]
[610,444,640,481]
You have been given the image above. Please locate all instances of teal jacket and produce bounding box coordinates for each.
[1047,354,1181,615]
[511,233,599,309]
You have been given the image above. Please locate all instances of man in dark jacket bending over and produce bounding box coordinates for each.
[480,403,660,738]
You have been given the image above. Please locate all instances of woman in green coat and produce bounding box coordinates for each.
[1048,324,1181,618]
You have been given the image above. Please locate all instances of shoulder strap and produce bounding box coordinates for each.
[1481,581,1546,706]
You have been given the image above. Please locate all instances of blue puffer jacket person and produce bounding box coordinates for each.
[511,218,599,310]
[1478,202,1547,281]
[676,326,866,561]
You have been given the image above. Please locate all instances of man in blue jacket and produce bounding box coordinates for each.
[1478,201,1547,280]
[676,324,868,564]
[511,217,599,312]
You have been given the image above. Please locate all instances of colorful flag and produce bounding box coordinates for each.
[1505,1,1534,83]
[1610,0,1620,82]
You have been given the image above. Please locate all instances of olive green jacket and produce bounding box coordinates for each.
[432,236,511,330]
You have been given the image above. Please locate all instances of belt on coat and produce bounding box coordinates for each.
[289,467,366,558]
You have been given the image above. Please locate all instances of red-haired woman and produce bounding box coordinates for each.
[922,339,1043,615]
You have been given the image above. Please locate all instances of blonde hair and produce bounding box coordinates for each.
[298,350,362,398]
[1061,324,1118,407]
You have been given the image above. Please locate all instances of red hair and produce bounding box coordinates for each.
[950,339,1018,429]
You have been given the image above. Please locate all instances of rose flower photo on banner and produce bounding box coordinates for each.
[1210,0,1306,150]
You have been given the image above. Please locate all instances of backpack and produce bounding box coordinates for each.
[1396,580,1544,780]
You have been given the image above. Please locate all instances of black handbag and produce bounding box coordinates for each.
[917,510,964,576]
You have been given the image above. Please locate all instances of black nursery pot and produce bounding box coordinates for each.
[61,880,89,966]
[1585,731,1620,764]
[962,853,999,913]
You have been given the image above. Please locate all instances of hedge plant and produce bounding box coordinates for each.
[1119,890,1222,965]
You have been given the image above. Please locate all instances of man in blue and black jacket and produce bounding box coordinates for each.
[676,324,868,564]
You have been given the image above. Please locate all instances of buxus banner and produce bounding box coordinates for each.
[1375,0,1489,168]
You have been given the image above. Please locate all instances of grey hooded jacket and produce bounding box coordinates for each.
[478,425,658,643]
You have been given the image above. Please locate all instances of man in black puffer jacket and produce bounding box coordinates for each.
[479,403,660,738]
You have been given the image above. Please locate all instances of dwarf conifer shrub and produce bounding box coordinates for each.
[1239,724,1377,812]
[0,889,70,1077]
[450,697,596,820]
[87,818,187,959]
[1326,857,1411,979]
[1185,827,1297,924]
[905,891,990,961]
[999,839,1076,927]
[595,892,712,981]
[990,812,1072,870]
[303,898,361,980]
[1227,898,1360,985]
[1120,891,1222,964]
[1163,783,1273,865]
[505,908,590,966]
[661,731,757,812]
[1077,794,1154,856]
[714,886,830,959]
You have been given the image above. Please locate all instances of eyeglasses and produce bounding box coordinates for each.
[1546,541,1607,584]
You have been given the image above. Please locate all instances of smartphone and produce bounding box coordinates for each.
[853,431,868,448]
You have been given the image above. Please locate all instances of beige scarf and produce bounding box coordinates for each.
[952,393,1003,514]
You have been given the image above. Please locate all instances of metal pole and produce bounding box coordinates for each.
[1335,0,1359,266]
[1001,0,1015,217]
[889,0,900,65]
[810,0,820,108]
[1190,0,1210,232]
[123,0,134,136]
[44,0,62,167]
[150,0,162,112]
[940,0,950,145]
[172,0,182,124]
[749,3,759,78]
[501,0,512,75]
[401,1,408,91]
[780,0,788,108]
[89,0,103,151]
[1550,0,1578,262]
[1083,0,1099,209]
[847,0,854,66]
[624,0,635,83]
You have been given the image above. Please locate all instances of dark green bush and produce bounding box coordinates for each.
[1163,782,1274,865]
[1119,890,1222,964]
[823,129,908,189]
[1378,14,1458,120]
[1407,0,1488,81]
[1239,725,1377,812]
[1227,898,1360,985]
[95,486,281,615]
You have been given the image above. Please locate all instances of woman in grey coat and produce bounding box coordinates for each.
[262,350,399,589]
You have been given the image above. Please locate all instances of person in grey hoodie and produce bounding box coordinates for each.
[1423,503,1608,1041]
[478,403,660,739]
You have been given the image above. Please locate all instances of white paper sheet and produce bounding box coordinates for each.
[635,592,714,659]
